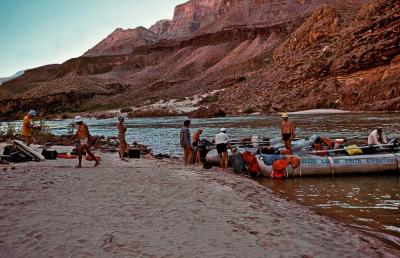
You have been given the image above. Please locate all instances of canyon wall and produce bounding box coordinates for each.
[1,0,399,118]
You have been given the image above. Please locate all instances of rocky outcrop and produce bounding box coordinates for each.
[83,27,158,57]
[217,0,400,112]
[159,0,366,38]
[0,92,97,120]
[149,19,172,35]
[188,104,226,118]
[2,0,399,118]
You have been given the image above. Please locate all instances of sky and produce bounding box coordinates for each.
[0,0,184,77]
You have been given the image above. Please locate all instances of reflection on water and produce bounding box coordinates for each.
[2,113,400,249]
[258,175,400,249]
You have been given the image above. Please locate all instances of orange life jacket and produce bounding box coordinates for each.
[272,159,288,179]
[241,152,260,175]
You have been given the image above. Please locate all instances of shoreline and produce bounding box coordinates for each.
[3,108,400,122]
[0,144,398,257]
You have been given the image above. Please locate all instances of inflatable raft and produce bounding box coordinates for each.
[257,153,400,178]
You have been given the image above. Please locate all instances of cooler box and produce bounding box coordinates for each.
[129,148,140,159]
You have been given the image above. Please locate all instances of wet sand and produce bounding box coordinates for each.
[0,145,398,257]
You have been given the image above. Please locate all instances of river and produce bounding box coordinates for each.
[2,113,400,249]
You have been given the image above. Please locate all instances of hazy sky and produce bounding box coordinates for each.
[0,0,184,77]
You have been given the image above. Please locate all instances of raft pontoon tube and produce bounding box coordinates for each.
[257,153,400,177]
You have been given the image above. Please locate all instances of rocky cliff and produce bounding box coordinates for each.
[1,0,398,118]
[83,27,158,57]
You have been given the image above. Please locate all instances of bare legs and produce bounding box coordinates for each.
[183,146,193,166]
[24,136,32,147]
[219,152,228,170]
[119,139,128,161]
[76,144,99,168]
[283,140,292,154]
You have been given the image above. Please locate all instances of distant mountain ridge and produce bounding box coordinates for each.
[0,70,24,85]
[84,0,363,57]
[1,0,399,118]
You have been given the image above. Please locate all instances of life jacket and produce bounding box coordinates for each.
[286,156,301,169]
[57,153,77,159]
[272,159,288,179]
[241,151,260,176]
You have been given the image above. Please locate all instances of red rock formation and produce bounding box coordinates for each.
[1,0,399,118]
[149,20,172,35]
[83,27,158,57]
[218,0,400,112]
[188,104,226,118]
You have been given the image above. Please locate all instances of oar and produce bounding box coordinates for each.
[309,143,397,155]
[229,141,271,144]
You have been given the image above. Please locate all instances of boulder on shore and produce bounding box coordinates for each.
[188,104,226,118]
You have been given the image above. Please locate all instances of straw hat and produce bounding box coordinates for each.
[29,110,37,116]
[74,115,83,123]
[281,112,289,118]
[118,114,126,121]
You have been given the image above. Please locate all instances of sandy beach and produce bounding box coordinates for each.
[0,145,398,258]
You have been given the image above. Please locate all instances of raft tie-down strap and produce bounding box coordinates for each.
[395,153,400,173]
[328,157,335,175]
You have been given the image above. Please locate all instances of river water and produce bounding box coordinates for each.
[2,113,400,249]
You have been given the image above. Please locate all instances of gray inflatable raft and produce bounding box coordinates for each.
[257,153,400,178]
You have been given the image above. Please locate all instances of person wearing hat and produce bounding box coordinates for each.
[215,128,230,170]
[20,109,38,146]
[180,120,193,165]
[117,114,128,161]
[72,116,100,168]
[368,127,387,146]
[281,112,295,154]
[192,128,203,164]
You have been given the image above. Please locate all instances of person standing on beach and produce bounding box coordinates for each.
[117,114,128,161]
[215,128,230,170]
[180,120,193,165]
[20,109,38,146]
[281,112,295,154]
[192,128,203,164]
[73,116,100,168]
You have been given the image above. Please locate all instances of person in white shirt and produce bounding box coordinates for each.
[368,128,387,145]
[215,128,230,170]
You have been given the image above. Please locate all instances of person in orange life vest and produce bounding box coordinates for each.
[192,128,203,164]
[20,109,39,146]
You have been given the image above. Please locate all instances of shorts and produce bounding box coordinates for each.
[216,143,227,154]
[80,137,88,145]
[282,133,291,141]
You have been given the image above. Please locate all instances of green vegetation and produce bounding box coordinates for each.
[128,109,180,118]
[0,120,54,142]
[201,92,220,104]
